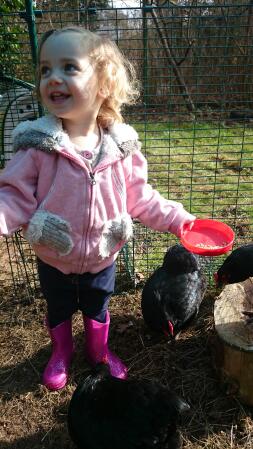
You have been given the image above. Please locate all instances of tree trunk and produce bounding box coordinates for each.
[213,278,253,406]
[148,5,196,112]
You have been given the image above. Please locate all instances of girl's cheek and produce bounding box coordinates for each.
[39,82,46,99]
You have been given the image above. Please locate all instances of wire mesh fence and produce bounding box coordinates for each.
[0,0,252,297]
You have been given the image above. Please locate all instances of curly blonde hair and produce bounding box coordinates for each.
[36,26,140,127]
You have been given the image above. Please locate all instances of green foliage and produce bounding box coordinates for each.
[0,0,24,13]
[0,1,26,76]
[0,31,23,76]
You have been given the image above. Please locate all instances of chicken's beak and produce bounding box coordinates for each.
[101,355,109,365]
[214,272,227,288]
[168,320,174,337]
[163,321,174,339]
[213,272,219,287]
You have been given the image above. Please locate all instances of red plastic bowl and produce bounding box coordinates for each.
[180,219,235,256]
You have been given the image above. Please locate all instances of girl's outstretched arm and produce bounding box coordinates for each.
[125,150,195,238]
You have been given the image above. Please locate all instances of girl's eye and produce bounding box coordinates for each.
[40,66,50,77]
[64,63,78,73]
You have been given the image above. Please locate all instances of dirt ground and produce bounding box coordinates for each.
[0,247,253,449]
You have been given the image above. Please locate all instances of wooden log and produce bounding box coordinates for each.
[213,277,253,406]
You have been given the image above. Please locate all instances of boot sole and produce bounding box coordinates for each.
[43,376,68,391]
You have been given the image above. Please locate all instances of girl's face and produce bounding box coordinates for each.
[39,32,104,124]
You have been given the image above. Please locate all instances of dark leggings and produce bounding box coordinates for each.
[37,259,116,328]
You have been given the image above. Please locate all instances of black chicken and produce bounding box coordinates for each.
[141,244,206,338]
[214,243,253,286]
[68,362,190,449]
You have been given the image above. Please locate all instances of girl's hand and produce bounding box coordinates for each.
[179,220,196,238]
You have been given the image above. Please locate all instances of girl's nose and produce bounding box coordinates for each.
[48,70,63,85]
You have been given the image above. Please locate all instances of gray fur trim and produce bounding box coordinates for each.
[108,123,139,144]
[99,213,133,259]
[13,130,58,153]
[117,140,141,157]
[12,114,63,140]
[12,115,141,159]
[12,114,73,154]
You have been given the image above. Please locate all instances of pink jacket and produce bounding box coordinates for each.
[0,115,195,274]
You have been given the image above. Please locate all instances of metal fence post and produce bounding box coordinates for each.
[20,0,43,116]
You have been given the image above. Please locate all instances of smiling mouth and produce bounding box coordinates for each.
[50,93,70,103]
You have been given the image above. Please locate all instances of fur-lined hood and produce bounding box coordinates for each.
[12,115,140,165]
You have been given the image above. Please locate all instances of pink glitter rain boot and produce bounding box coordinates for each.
[42,318,74,390]
[83,311,128,380]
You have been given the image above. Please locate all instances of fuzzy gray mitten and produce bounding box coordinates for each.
[24,209,73,256]
[99,213,133,259]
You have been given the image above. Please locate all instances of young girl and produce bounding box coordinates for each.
[0,27,196,390]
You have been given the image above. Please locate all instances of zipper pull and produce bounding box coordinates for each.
[89,172,96,185]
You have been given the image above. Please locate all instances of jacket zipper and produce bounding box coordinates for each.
[89,172,96,185]
[60,151,121,270]
[80,170,96,272]
[82,165,125,270]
